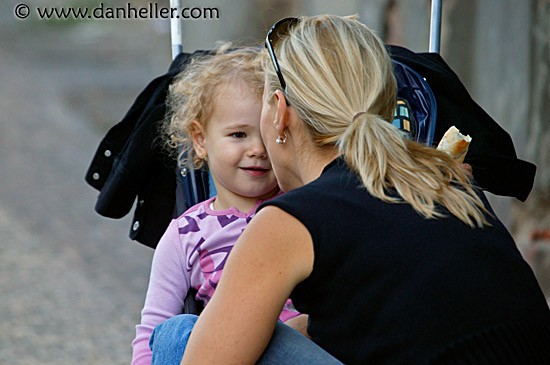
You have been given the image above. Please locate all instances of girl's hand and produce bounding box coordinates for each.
[284,314,311,339]
[461,163,473,178]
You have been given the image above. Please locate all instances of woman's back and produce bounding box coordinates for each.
[261,157,550,364]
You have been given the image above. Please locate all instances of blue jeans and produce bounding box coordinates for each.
[149,314,343,364]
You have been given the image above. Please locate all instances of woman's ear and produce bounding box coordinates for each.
[273,89,290,136]
[190,120,207,159]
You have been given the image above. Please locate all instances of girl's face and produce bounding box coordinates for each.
[195,81,278,206]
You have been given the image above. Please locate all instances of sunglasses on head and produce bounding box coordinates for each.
[265,17,300,98]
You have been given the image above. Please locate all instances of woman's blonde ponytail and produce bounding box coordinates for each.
[339,111,490,227]
[339,112,405,204]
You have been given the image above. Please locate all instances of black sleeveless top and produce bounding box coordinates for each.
[259,157,550,364]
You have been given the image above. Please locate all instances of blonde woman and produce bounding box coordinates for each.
[160,15,550,364]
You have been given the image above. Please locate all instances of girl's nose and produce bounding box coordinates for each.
[247,138,267,159]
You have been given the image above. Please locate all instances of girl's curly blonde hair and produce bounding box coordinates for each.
[164,43,264,169]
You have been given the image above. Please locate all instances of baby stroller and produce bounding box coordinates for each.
[85,0,536,314]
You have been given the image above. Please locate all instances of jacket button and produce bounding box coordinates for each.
[132,221,140,231]
[139,200,145,206]
[104,149,112,157]
[92,172,100,180]
[181,168,188,177]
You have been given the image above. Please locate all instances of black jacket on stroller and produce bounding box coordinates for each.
[85,45,536,249]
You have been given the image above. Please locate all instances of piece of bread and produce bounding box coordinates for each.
[436,126,472,164]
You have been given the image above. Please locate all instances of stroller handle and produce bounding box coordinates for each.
[429,0,442,53]
[170,0,182,59]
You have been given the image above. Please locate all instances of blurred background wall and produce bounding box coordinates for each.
[1,0,548,363]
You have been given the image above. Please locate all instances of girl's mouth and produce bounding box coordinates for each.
[241,167,269,177]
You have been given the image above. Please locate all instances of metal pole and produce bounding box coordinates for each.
[189,168,200,205]
[429,0,442,53]
[170,0,182,59]
[170,1,200,204]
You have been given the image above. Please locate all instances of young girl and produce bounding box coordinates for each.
[131,45,299,365]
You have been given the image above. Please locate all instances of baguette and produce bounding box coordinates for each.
[436,126,471,164]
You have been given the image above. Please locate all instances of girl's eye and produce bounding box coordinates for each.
[231,132,246,138]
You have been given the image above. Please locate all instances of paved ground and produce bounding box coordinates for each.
[0,8,171,364]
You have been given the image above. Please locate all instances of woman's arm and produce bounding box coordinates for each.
[181,206,314,364]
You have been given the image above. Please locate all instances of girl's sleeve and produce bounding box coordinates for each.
[131,219,190,365]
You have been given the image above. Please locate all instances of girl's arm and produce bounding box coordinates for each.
[132,219,190,365]
[181,206,314,364]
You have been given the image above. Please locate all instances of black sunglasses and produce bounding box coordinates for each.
[265,17,299,95]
